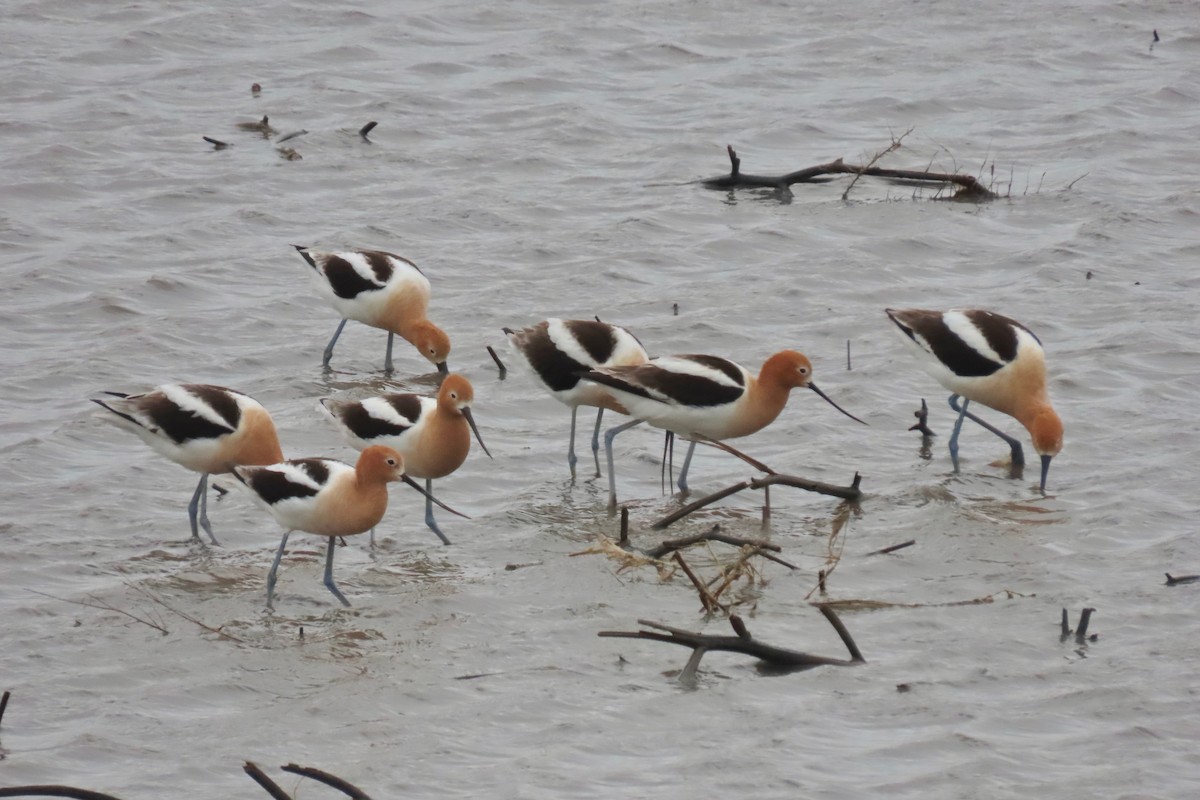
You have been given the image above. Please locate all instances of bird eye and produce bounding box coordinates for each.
[450,391,458,400]
[386,458,397,466]
[799,367,809,375]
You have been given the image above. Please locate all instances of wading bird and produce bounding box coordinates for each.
[320,374,491,545]
[581,350,865,506]
[884,307,1063,491]
[92,384,284,545]
[294,245,450,374]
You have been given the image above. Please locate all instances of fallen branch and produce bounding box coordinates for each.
[598,607,865,683]
[842,127,913,200]
[281,764,374,800]
[650,472,862,530]
[125,584,244,643]
[1060,607,1098,643]
[358,121,378,142]
[486,345,507,376]
[1165,572,1200,586]
[202,136,231,150]
[0,689,9,728]
[703,143,998,201]
[673,552,724,614]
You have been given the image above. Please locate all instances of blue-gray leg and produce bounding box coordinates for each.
[384,331,395,372]
[567,406,579,478]
[677,440,697,492]
[948,394,1026,469]
[266,530,291,610]
[425,477,451,545]
[604,419,643,509]
[947,394,969,472]
[323,537,351,607]
[188,473,219,545]
[590,407,605,478]
[323,318,348,367]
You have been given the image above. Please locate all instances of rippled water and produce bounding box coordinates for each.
[3,0,1199,796]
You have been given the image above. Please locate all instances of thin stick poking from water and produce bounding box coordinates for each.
[846,339,851,370]
[359,121,378,141]
[0,689,9,728]
[486,345,507,376]
[243,762,292,800]
[868,539,916,556]
[281,764,375,800]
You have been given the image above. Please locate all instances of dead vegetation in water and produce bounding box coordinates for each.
[700,130,1088,203]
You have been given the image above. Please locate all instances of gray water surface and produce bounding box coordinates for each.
[2,0,1199,797]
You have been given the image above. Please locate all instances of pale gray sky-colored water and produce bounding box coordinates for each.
[2,1,1199,797]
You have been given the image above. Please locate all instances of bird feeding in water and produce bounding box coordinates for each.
[503,318,649,478]
[293,245,451,375]
[92,384,284,545]
[320,373,491,546]
[580,350,866,507]
[232,445,467,608]
[884,307,1063,491]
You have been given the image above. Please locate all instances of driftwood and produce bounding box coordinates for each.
[0,689,9,728]
[358,121,377,142]
[1165,572,1200,586]
[650,472,862,530]
[868,539,916,556]
[703,144,998,201]
[281,764,373,800]
[599,607,864,683]
[486,345,507,376]
[243,763,290,800]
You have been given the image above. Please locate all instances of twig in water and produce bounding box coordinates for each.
[619,506,629,545]
[846,339,851,370]
[202,136,231,150]
[359,121,378,141]
[1075,607,1096,643]
[650,471,862,530]
[1065,172,1089,191]
[486,344,507,376]
[842,127,914,201]
[673,552,724,614]
[0,689,9,728]
[868,539,916,556]
[909,398,935,436]
[0,787,126,799]
[243,762,292,800]
[281,764,374,800]
[1165,572,1200,586]
[125,583,245,643]
[275,129,308,144]
[28,589,168,635]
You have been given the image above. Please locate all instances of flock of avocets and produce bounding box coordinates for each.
[92,246,1064,609]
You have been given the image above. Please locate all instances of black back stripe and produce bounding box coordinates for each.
[892,310,1009,378]
[245,464,321,505]
[298,459,330,485]
[676,355,745,386]
[636,368,744,408]
[322,255,384,299]
[142,393,236,444]
[579,369,655,401]
[564,320,617,364]
[187,385,242,429]
[384,394,424,425]
[522,324,590,392]
[362,251,396,283]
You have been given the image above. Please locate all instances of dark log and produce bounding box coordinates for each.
[243,762,291,800]
[598,607,865,678]
[281,764,374,800]
[0,789,124,800]
[643,524,782,559]
[1165,573,1200,586]
[1075,607,1096,643]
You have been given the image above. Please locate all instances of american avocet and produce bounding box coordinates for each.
[233,445,461,607]
[293,245,450,374]
[319,373,491,545]
[581,350,865,506]
[503,318,649,477]
[884,308,1063,491]
[92,384,284,546]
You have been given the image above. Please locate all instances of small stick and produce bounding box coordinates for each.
[275,129,308,144]
[0,788,126,800]
[846,339,851,370]
[672,303,679,316]
[486,345,507,376]
[280,764,374,800]
[815,604,865,663]
[202,136,230,149]
[673,552,722,613]
[909,398,935,436]
[242,762,292,800]
[1075,607,1096,642]
[868,539,916,556]
[1165,573,1200,585]
[1060,608,1071,638]
[359,121,378,141]
[818,569,827,595]
[0,689,9,728]
[619,506,629,545]
[762,482,771,528]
